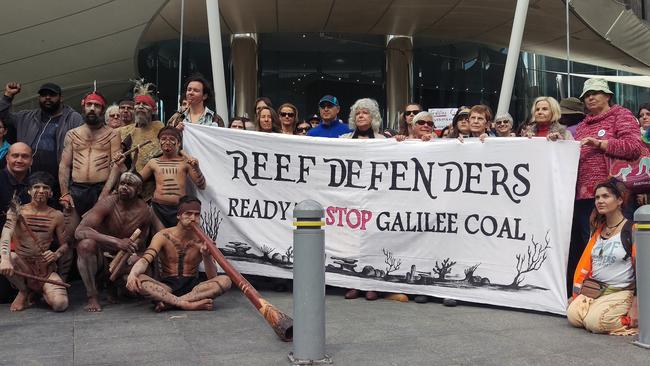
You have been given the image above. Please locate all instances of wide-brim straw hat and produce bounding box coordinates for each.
[560,97,585,115]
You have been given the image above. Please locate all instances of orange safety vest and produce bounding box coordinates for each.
[572,223,636,298]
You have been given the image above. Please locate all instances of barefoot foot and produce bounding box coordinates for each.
[10,291,30,312]
[181,298,213,311]
[154,301,170,312]
[84,296,102,312]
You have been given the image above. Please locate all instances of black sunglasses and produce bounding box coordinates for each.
[415,120,434,127]
[405,110,421,116]
[280,112,295,117]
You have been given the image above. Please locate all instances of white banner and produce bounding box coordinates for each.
[184,125,580,315]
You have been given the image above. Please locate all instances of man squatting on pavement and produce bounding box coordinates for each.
[0,172,69,312]
[75,171,163,312]
[127,196,232,312]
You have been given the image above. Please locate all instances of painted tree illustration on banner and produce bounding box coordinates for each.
[200,201,222,241]
[382,248,402,276]
[260,245,276,260]
[432,258,457,280]
[509,231,551,288]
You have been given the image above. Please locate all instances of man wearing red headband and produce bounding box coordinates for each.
[59,92,120,215]
[58,92,121,261]
[127,196,231,312]
[114,86,164,201]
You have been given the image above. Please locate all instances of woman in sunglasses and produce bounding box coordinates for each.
[294,120,312,136]
[398,103,423,137]
[340,98,385,139]
[277,103,299,135]
[524,96,573,141]
[104,104,124,129]
[447,107,471,139]
[493,112,516,137]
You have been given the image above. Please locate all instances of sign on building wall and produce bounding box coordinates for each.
[185,125,579,315]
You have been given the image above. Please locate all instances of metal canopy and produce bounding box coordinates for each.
[2,0,650,109]
[147,0,650,73]
[0,0,167,109]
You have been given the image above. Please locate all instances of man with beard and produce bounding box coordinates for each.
[111,87,164,201]
[139,127,206,227]
[127,196,231,312]
[0,172,69,312]
[0,82,83,190]
[59,92,121,223]
[75,171,163,312]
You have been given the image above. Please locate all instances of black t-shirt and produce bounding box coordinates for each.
[0,168,30,229]
[30,114,61,181]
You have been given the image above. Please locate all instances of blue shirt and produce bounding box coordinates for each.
[307,119,352,138]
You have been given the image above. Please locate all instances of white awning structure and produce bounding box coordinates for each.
[0,0,167,109]
[2,0,650,109]
[571,73,650,89]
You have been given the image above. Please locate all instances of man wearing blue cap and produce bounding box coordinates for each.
[307,95,352,138]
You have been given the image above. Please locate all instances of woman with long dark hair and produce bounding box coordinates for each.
[567,180,638,335]
[255,106,281,133]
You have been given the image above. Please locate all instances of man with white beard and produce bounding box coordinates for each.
[109,81,164,201]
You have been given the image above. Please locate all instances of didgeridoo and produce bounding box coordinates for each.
[109,228,142,282]
[14,270,71,288]
[191,224,293,342]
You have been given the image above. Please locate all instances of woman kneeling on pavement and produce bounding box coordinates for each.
[567,179,638,335]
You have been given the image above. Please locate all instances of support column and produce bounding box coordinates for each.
[496,0,529,117]
[205,0,229,119]
[386,35,413,131]
[231,34,258,120]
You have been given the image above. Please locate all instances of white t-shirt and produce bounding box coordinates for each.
[591,233,634,288]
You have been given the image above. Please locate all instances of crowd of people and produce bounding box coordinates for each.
[0,74,646,337]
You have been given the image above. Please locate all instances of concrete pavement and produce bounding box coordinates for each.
[0,283,647,366]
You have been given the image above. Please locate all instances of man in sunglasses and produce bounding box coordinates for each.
[307,95,352,138]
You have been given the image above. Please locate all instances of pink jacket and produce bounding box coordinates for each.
[575,105,644,200]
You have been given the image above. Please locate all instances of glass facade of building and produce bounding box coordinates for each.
[137,32,650,127]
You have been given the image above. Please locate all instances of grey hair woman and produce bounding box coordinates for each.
[341,98,384,139]
[104,104,123,129]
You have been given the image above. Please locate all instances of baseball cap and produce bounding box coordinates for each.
[319,95,339,107]
[38,83,62,95]
[308,114,319,121]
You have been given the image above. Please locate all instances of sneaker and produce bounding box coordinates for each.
[414,295,429,304]
[384,293,409,302]
[365,291,379,301]
[443,298,458,307]
[344,289,360,299]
